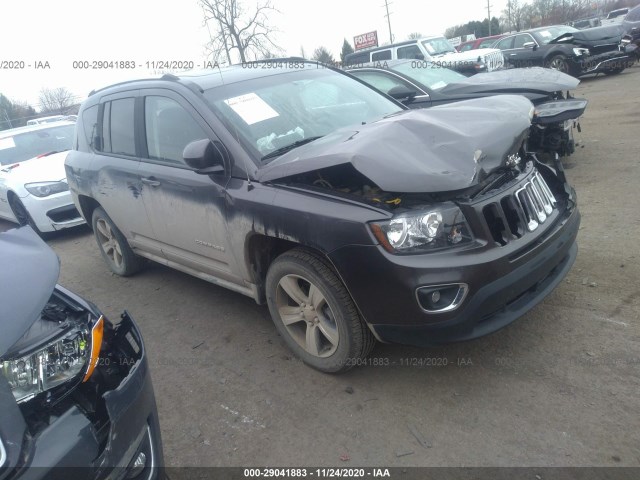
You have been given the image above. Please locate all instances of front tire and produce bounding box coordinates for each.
[265,248,375,373]
[92,207,144,276]
[9,194,42,235]
[546,54,569,74]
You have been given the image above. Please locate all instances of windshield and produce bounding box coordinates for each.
[203,67,402,163]
[421,37,456,56]
[391,62,467,90]
[0,124,75,165]
[535,26,578,44]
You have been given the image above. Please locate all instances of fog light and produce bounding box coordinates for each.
[416,284,468,313]
[125,452,147,479]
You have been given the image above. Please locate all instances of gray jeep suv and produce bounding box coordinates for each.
[66,61,580,373]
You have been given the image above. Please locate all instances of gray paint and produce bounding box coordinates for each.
[258,95,533,193]
[0,227,60,356]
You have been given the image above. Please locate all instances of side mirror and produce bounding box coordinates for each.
[183,139,226,174]
[523,41,536,49]
[387,85,417,103]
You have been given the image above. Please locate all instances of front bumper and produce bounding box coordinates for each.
[574,50,633,75]
[329,189,580,347]
[21,192,84,232]
[10,307,163,480]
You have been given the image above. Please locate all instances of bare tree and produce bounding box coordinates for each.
[39,87,74,114]
[312,46,335,65]
[407,32,423,39]
[200,0,282,64]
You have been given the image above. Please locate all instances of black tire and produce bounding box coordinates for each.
[91,207,144,276]
[545,54,569,74]
[9,194,42,235]
[265,248,375,373]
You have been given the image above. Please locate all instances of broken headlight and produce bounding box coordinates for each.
[1,317,103,403]
[371,204,473,253]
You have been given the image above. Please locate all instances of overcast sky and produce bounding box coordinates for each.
[0,0,508,110]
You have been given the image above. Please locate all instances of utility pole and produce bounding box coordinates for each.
[508,0,512,32]
[383,0,393,44]
[487,0,492,35]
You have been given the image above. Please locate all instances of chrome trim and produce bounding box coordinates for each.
[415,283,469,314]
[0,436,6,467]
[514,171,557,232]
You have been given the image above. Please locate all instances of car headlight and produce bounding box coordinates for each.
[1,316,103,403]
[573,47,590,56]
[24,181,69,197]
[370,204,473,253]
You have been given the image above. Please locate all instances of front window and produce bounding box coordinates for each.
[534,26,578,44]
[0,124,75,165]
[202,67,402,163]
[391,62,466,90]
[421,37,456,56]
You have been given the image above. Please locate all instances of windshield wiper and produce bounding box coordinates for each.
[261,136,323,162]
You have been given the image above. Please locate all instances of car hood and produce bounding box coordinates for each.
[0,151,69,182]
[0,227,60,356]
[437,47,501,62]
[551,24,625,43]
[439,67,579,98]
[258,95,533,193]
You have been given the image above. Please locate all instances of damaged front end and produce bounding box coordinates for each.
[529,96,588,157]
[0,228,163,479]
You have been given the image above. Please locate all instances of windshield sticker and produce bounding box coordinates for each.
[423,43,436,54]
[431,81,447,89]
[0,137,16,151]
[538,30,552,39]
[224,93,279,125]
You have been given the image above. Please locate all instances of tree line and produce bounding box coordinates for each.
[446,0,640,37]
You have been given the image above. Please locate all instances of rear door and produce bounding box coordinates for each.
[136,89,242,285]
[91,92,159,255]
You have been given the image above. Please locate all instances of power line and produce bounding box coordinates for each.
[383,0,394,44]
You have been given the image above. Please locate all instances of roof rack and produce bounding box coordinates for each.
[87,72,204,97]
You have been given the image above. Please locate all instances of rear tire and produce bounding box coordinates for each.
[91,207,144,276]
[265,248,375,373]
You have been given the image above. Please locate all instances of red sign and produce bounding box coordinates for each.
[354,31,379,51]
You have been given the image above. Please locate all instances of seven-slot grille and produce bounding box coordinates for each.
[481,171,558,246]
[483,51,505,71]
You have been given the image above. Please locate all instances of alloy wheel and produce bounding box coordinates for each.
[95,218,124,269]
[275,274,339,357]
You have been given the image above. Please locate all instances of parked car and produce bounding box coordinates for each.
[570,17,602,29]
[456,34,505,51]
[0,122,85,234]
[602,7,629,25]
[0,226,163,478]
[347,60,587,157]
[494,25,631,76]
[66,61,580,373]
[26,115,67,126]
[344,36,504,75]
[621,5,640,60]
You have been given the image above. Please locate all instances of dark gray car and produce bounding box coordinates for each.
[66,61,580,373]
[0,227,163,479]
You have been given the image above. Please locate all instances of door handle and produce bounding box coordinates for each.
[509,53,517,56]
[141,177,161,187]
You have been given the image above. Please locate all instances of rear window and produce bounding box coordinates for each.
[101,98,136,156]
[0,125,75,165]
[372,50,392,61]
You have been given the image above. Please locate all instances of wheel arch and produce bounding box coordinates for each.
[77,195,102,230]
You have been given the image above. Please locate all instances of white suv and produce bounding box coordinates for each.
[344,36,504,74]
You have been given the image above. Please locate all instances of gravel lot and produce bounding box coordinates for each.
[2,66,638,468]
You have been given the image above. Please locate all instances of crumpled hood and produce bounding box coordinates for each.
[0,227,59,356]
[552,24,625,44]
[439,67,579,99]
[258,95,533,193]
[0,151,69,182]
